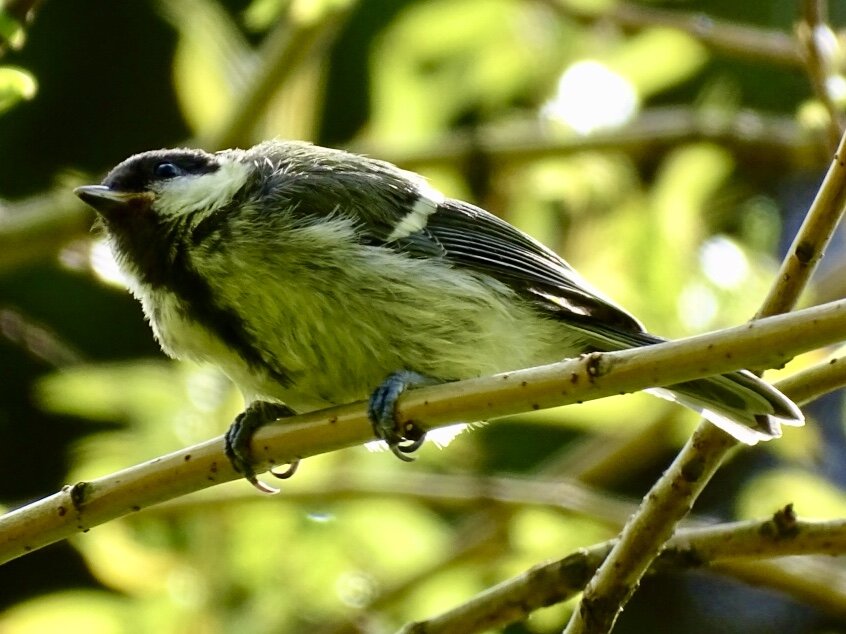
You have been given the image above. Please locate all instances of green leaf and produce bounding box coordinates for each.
[0,8,24,48]
[0,65,36,114]
[158,0,254,135]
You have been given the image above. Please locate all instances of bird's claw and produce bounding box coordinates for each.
[224,401,297,493]
[369,371,432,460]
[270,459,300,480]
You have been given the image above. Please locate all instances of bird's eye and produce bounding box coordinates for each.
[153,162,183,179]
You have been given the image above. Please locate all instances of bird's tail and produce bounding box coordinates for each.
[567,320,804,444]
[649,372,803,444]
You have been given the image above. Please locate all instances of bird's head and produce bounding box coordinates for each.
[75,147,251,227]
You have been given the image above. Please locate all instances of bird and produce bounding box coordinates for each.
[75,140,804,491]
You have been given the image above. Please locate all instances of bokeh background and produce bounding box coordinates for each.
[1,0,846,632]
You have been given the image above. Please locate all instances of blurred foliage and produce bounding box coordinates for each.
[1,0,846,632]
[0,65,35,114]
[0,2,35,112]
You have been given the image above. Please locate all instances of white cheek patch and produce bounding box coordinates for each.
[386,181,446,241]
[154,159,251,218]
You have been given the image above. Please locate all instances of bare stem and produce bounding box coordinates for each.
[550,1,802,67]
[400,512,846,634]
[797,0,845,149]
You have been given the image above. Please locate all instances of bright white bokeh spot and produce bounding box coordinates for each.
[336,571,378,608]
[365,422,468,454]
[167,567,208,608]
[678,282,719,331]
[542,60,638,135]
[700,235,749,289]
[813,24,839,62]
[826,74,846,103]
[89,239,129,288]
[185,366,230,412]
[306,511,335,523]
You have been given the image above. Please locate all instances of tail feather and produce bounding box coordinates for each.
[650,369,804,445]
[566,319,805,444]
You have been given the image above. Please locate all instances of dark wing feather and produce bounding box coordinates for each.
[385,199,645,334]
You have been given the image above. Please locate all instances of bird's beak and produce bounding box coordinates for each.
[74,185,154,218]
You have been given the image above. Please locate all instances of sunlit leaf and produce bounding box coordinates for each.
[0,8,24,48]
[72,523,177,595]
[0,591,128,634]
[0,65,36,114]
[370,0,571,143]
[159,0,255,134]
[737,469,846,519]
[611,28,708,98]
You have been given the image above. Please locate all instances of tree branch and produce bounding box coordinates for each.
[796,0,845,150]
[399,511,846,634]
[358,107,826,173]
[549,0,803,67]
[563,122,846,633]
[0,182,94,271]
[0,107,828,276]
[0,298,845,567]
[199,2,350,150]
[384,348,846,634]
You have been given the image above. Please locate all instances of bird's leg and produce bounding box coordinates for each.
[368,370,436,461]
[225,401,300,493]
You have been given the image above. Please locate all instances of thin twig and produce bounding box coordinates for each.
[796,0,845,150]
[774,352,846,404]
[200,4,350,150]
[151,471,638,528]
[757,125,846,318]
[549,1,802,67]
[400,513,846,634]
[714,557,846,617]
[359,107,826,172]
[390,359,846,634]
[0,108,826,276]
[0,182,94,271]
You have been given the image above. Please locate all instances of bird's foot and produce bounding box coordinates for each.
[225,401,299,493]
[368,370,434,461]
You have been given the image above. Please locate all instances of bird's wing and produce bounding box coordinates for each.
[379,198,645,334]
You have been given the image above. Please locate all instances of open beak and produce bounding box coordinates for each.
[74,185,154,218]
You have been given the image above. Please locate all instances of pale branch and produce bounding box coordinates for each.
[548,0,803,67]
[357,107,826,173]
[399,512,846,634]
[150,471,640,529]
[389,352,846,634]
[0,183,94,271]
[385,345,846,634]
[757,115,846,318]
[0,108,826,276]
[317,416,683,634]
[564,123,846,634]
[774,352,846,404]
[561,419,739,634]
[797,0,846,149]
[199,3,350,150]
[714,557,846,618]
[0,298,844,567]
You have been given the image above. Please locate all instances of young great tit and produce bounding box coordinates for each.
[75,140,803,490]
